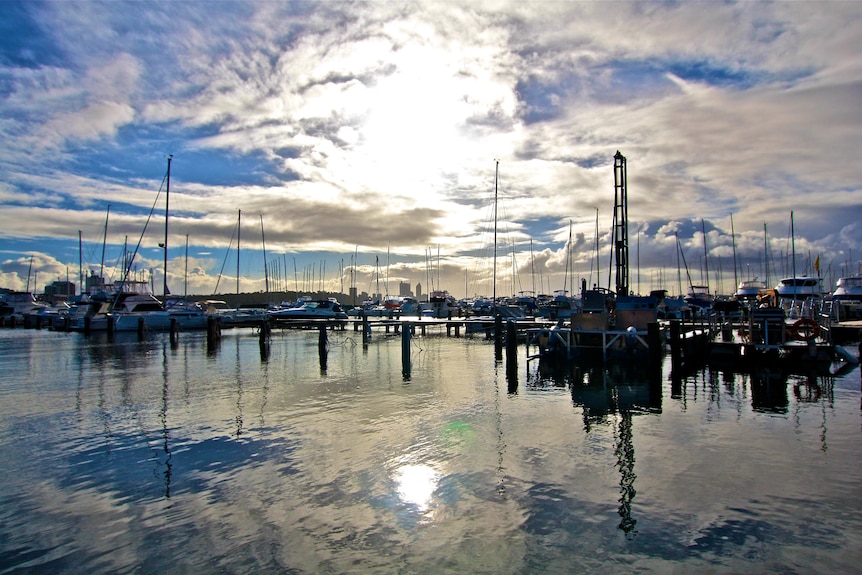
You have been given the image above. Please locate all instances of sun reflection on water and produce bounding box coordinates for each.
[394,464,440,511]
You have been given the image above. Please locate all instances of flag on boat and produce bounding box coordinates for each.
[814,255,820,272]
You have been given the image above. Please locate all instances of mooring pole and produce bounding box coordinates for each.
[318,324,328,371]
[647,322,661,366]
[669,320,681,371]
[206,315,221,350]
[361,310,370,347]
[402,320,411,380]
[506,320,518,392]
[494,313,503,360]
[258,319,270,346]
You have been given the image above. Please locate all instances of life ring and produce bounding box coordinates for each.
[792,318,821,340]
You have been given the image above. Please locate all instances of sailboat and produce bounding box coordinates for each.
[106,158,173,331]
[164,234,209,329]
[773,212,823,300]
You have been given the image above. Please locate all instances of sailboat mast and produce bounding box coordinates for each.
[594,208,600,290]
[730,213,739,289]
[564,220,572,293]
[675,233,685,296]
[530,238,535,295]
[237,209,241,295]
[790,210,797,305]
[493,160,498,311]
[465,267,468,300]
[26,255,33,292]
[78,230,83,296]
[701,218,709,295]
[184,234,189,298]
[437,244,441,293]
[260,214,269,298]
[376,256,380,299]
[100,204,110,279]
[763,223,770,287]
[164,155,171,300]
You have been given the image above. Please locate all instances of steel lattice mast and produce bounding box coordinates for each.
[613,151,629,296]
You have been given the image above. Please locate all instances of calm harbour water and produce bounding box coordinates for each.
[0,325,860,574]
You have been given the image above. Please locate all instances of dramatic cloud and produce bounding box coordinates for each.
[0,1,860,296]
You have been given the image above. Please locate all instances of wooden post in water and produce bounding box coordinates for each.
[258,319,270,345]
[647,321,663,407]
[170,318,178,347]
[83,316,91,335]
[401,320,411,380]
[494,313,503,360]
[647,322,661,366]
[361,310,370,347]
[669,320,681,371]
[137,317,145,339]
[318,324,328,371]
[506,320,518,392]
[206,316,221,348]
[506,320,518,361]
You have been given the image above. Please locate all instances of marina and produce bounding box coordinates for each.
[1,325,861,574]
[2,4,861,572]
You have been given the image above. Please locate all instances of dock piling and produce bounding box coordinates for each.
[402,321,411,380]
[318,324,328,371]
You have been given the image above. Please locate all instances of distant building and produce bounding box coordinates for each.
[415,282,423,302]
[399,281,412,297]
[44,280,75,298]
[85,271,108,294]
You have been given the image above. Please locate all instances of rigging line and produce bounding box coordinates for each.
[114,171,168,306]
[212,220,238,295]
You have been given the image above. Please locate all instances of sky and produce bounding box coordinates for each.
[1,0,861,301]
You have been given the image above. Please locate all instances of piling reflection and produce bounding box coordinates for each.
[159,343,172,498]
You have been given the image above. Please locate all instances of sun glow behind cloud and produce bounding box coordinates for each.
[0,1,861,295]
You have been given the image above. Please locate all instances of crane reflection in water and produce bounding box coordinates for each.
[528,358,662,537]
